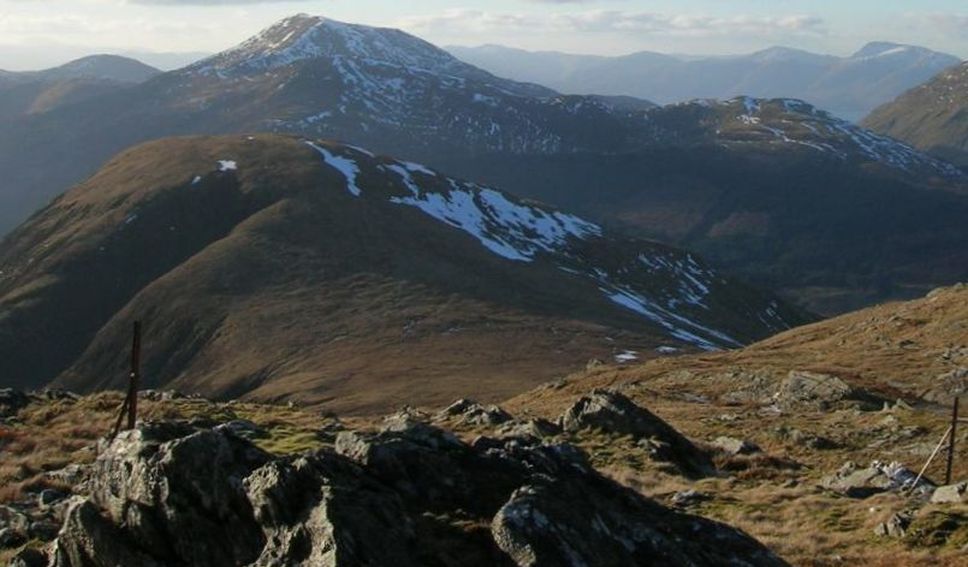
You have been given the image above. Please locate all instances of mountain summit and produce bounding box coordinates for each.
[188,14,551,98]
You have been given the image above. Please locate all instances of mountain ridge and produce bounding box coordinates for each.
[0,134,804,413]
[0,14,965,315]
[447,41,961,122]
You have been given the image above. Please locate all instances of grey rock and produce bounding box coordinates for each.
[496,418,561,440]
[776,371,853,409]
[821,460,933,498]
[215,419,268,440]
[671,489,709,507]
[44,464,90,487]
[712,436,761,455]
[922,367,968,403]
[55,499,163,567]
[931,482,968,504]
[51,418,784,567]
[492,477,785,567]
[244,455,418,567]
[437,398,513,426]
[72,422,271,566]
[140,389,186,402]
[772,426,838,450]
[559,389,714,477]
[0,505,30,532]
[873,512,911,538]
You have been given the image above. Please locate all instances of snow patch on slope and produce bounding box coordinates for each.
[297,142,793,350]
[305,141,363,196]
[386,163,601,262]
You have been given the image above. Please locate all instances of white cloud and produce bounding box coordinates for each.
[399,9,827,40]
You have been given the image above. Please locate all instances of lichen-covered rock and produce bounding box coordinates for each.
[62,422,271,566]
[821,461,933,498]
[712,436,761,455]
[55,499,163,567]
[776,371,853,409]
[437,398,513,426]
[496,418,561,440]
[931,482,968,504]
[492,475,786,567]
[558,390,714,477]
[244,454,419,566]
[51,418,784,566]
[874,512,912,538]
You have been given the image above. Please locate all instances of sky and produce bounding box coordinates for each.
[0,0,966,70]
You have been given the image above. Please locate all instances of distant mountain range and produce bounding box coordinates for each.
[0,54,159,120]
[447,42,962,122]
[0,14,966,314]
[863,62,968,168]
[0,134,803,410]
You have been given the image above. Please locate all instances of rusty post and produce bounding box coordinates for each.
[946,396,959,485]
[127,321,142,430]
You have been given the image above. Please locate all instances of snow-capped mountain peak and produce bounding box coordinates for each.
[191,14,481,78]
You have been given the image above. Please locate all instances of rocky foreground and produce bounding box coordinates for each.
[2,390,787,566]
[3,323,968,567]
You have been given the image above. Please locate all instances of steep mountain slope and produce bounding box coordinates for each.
[863,62,968,168]
[0,54,160,120]
[444,97,968,314]
[0,134,802,413]
[448,42,961,122]
[0,14,964,314]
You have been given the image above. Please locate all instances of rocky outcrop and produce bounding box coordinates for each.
[436,399,513,426]
[49,418,785,566]
[820,461,933,498]
[558,390,714,477]
[712,436,761,456]
[775,371,853,410]
[873,512,912,538]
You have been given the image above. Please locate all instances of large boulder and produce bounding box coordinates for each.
[243,454,419,566]
[775,371,854,410]
[436,398,513,427]
[493,476,785,567]
[81,422,270,566]
[931,482,968,504]
[50,418,785,566]
[558,390,714,477]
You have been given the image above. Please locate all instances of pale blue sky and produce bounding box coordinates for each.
[0,0,966,69]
